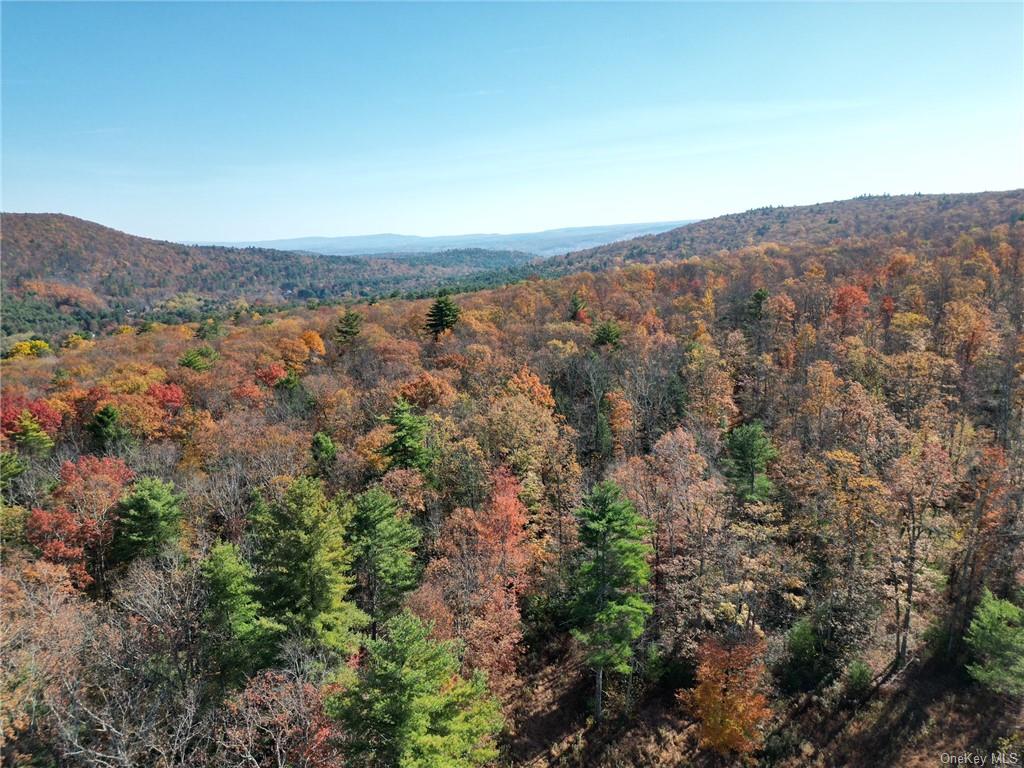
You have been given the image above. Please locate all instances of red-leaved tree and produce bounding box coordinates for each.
[26,456,134,589]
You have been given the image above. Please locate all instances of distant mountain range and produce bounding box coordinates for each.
[204,221,694,257]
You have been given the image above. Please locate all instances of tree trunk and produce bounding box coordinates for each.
[899,538,916,662]
[594,666,604,720]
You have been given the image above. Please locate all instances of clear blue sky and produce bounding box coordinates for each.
[2,2,1022,242]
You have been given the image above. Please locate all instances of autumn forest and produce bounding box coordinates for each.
[1,189,1022,766]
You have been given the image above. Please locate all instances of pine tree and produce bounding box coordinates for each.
[723,422,777,502]
[382,398,434,474]
[329,611,503,768]
[251,476,366,652]
[0,451,26,494]
[202,542,285,685]
[744,287,770,353]
[569,290,589,322]
[592,319,622,349]
[965,588,1024,696]
[311,432,337,476]
[572,480,653,719]
[87,404,132,453]
[113,478,184,562]
[334,309,363,346]
[178,345,220,371]
[425,295,461,340]
[196,317,223,340]
[12,411,53,457]
[346,488,421,636]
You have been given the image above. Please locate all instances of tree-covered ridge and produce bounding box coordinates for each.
[1,193,1022,766]
[546,189,1024,275]
[0,213,538,345]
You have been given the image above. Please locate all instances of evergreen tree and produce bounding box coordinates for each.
[569,290,588,322]
[0,451,26,494]
[347,488,421,635]
[311,432,337,476]
[329,611,503,768]
[965,588,1024,696]
[592,319,622,349]
[178,345,220,371]
[744,287,770,353]
[275,370,315,416]
[334,309,364,346]
[87,404,132,453]
[723,422,777,502]
[425,295,461,340]
[572,480,653,719]
[382,398,434,474]
[196,317,223,340]
[12,412,53,457]
[745,287,769,324]
[251,476,366,652]
[113,478,183,562]
[202,542,284,685]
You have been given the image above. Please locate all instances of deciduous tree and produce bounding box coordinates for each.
[682,634,772,760]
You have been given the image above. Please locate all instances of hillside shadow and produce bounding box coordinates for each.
[509,652,590,766]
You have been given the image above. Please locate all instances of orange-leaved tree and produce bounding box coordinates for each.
[682,634,772,761]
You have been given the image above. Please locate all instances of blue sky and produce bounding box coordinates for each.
[2,2,1022,241]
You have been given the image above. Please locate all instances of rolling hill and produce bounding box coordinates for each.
[5,191,1023,346]
[542,190,1024,275]
[0,213,538,342]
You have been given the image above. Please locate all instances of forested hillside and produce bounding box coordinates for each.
[2,192,1023,766]
[547,190,1024,275]
[0,213,536,344]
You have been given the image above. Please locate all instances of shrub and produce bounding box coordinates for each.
[843,659,873,702]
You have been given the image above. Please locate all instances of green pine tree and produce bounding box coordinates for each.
[572,480,653,719]
[382,398,434,474]
[334,309,364,346]
[745,287,770,325]
[745,287,770,353]
[965,588,1024,696]
[346,488,421,635]
[196,318,224,340]
[12,412,53,457]
[723,421,778,502]
[178,345,220,371]
[201,542,285,685]
[328,611,503,768]
[113,478,184,562]
[87,404,132,453]
[569,290,588,322]
[592,319,622,349]
[251,476,366,652]
[1,451,27,495]
[425,295,461,340]
[311,432,337,476]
